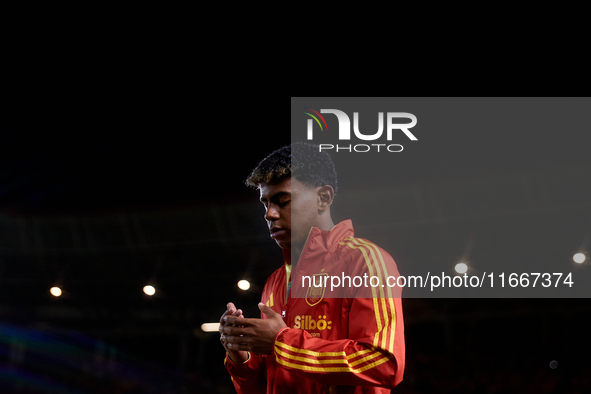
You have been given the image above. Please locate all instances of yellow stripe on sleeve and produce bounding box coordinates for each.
[340,238,397,354]
[340,239,384,348]
[275,353,391,374]
[275,340,377,361]
[353,238,398,355]
[275,346,383,367]
[352,238,390,352]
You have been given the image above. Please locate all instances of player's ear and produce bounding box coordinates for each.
[317,185,335,212]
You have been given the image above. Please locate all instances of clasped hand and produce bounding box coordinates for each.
[220,302,287,356]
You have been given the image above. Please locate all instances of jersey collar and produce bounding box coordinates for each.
[282,220,355,264]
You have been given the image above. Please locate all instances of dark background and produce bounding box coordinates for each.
[0,95,590,393]
[2,16,591,392]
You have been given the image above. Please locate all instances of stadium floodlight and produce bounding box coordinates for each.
[237,280,250,290]
[50,286,62,297]
[201,323,219,332]
[455,262,468,274]
[143,285,156,296]
[573,253,586,264]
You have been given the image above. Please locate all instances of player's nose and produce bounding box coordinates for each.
[265,205,280,221]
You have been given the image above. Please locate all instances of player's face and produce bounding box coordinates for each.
[259,177,319,250]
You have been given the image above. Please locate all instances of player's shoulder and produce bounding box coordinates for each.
[338,236,393,258]
[337,235,398,271]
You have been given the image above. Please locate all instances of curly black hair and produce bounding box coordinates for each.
[245,142,337,194]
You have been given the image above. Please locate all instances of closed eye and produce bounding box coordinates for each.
[260,191,291,209]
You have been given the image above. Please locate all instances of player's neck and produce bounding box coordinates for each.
[287,217,336,265]
[316,211,335,232]
[284,243,303,266]
[283,246,297,265]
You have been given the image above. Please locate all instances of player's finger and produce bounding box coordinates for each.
[220,303,238,326]
[224,334,249,348]
[258,302,280,319]
[226,342,249,351]
[219,310,230,326]
[220,325,248,336]
[224,316,253,327]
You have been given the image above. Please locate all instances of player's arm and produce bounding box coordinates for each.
[223,297,404,389]
[220,302,267,393]
[223,244,405,388]
[271,296,404,389]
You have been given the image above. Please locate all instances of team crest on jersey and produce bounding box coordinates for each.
[305,273,328,306]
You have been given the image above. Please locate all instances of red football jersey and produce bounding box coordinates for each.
[225,220,405,393]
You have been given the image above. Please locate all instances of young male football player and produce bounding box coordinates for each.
[220,142,405,393]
